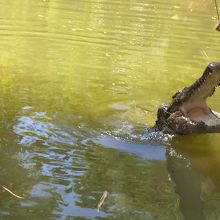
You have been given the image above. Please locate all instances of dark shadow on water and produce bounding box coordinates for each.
[166,146,206,220]
[168,134,220,220]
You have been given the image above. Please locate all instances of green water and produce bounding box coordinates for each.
[1,0,220,219]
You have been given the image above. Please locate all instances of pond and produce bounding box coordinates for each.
[0,0,220,219]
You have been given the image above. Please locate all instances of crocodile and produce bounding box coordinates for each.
[155,62,220,134]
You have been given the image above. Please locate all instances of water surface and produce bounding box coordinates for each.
[0,0,220,219]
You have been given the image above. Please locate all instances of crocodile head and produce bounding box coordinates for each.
[155,62,220,134]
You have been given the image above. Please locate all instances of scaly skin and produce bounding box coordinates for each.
[154,62,220,134]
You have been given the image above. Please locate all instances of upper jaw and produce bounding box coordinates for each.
[177,62,220,126]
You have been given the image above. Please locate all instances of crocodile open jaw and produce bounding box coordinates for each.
[155,62,220,134]
[178,62,220,126]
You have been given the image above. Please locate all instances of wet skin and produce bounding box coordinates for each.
[155,62,220,134]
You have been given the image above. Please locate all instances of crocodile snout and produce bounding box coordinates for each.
[208,62,220,71]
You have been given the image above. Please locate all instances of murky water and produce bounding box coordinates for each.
[0,0,220,219]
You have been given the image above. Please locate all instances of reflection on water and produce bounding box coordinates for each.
[0,0,220,219]
[11,109,179,219]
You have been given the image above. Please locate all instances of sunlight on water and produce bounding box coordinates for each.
[0,0,220,219]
